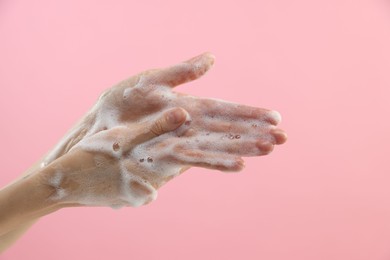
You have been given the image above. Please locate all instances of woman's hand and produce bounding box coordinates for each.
[43,107,190,208]
[39,52,287,209]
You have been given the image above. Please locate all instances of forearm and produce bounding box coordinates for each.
[0,114,92,253]
[0,164,61,252]
[0,220,38,253]
[0,172,58,233]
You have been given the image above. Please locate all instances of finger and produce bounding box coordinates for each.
[129,107,189,147]
[192,119,286,145]
[194,118,269,136]
[194,98,282,125]
[198,119,249,134]
[172,149,245,172]
[270,128,288,145]
[145,52,215,88]
[192,135,274,157]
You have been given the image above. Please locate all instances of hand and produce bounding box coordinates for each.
[40,52,287,209]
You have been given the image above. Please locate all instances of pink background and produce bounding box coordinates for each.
[1,0,390,259]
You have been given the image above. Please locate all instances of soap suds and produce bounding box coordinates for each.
[119,162,158,207]
[268,110,282,124]
[43,81,280,209]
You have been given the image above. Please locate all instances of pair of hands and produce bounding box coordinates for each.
[40,52,287,209]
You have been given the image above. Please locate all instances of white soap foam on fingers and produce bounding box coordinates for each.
[172,148,244,172]
[181,96,271,122]
[122,74,146,100]
[194,117,270,142]
[40,64,284,210]
[193,134,268,157]
[195,117,276,149]
[267,110,282,125]
[197,117,251,136]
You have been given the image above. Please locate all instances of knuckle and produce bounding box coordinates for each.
[131,87,144,97]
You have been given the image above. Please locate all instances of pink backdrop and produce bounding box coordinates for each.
[1,0,390,259]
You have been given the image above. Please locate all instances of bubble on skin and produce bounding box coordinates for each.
[235,135,241,139]
[139,158,145,162]
[147,157,153,163]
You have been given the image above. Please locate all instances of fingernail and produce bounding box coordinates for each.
[168,109,186,124]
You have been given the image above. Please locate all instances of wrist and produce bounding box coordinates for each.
[0,169,63,236]
[42,110,96,167]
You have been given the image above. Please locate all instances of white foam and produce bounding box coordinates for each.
[269,110,282,124]
[119,162,158,207]
[123,75,145,99]
[130,137,183,178]
[86,105,121,136]
[48,171,67,200]
[69,128,124,159]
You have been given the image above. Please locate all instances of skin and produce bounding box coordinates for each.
[0,52,287,252]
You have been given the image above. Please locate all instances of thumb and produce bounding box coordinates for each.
[152,107,188,135]
[131,107,189,146]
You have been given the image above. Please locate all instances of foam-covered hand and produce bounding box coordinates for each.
[41,52,287,209]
